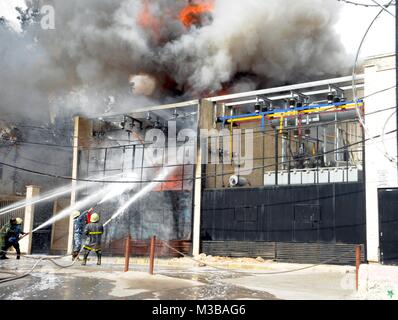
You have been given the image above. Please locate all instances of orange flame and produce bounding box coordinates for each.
[179,0,215,28]
[138,0,161,40]
[215,86,230,96]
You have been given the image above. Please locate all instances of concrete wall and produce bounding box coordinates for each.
[364,53,397,262]
[50,198,70,254]
[0,148,18,195]
[0,123,73,197]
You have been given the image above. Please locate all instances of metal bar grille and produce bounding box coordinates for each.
[202,241,365,265]
[0,198,25,229]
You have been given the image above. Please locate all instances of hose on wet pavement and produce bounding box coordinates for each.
[0,249,83,283]
[0,258,44,284]
[159,239,357,276]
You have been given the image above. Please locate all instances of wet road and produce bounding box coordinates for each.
[128,268,276,300]
[0,260,276,300]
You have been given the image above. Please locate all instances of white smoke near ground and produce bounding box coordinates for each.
[0,0,348,121]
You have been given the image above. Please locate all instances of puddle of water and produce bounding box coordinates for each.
[0,262,277,300]
[129,267,277,300]
[0,273,115,300]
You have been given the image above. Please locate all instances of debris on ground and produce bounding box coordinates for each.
[170,254,271,266]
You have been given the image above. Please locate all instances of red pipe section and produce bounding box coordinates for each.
[149,235,156,275]
[356,245,361,291]
[124,235,131,272]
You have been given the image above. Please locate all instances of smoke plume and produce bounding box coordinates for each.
[0,0,348,121]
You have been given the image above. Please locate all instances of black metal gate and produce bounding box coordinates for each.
[379,188,398,265]
[293,204,320,242]
[201,183,366,264]
[31,201,53,254]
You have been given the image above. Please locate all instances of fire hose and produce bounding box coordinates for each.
[0,233,84,283]
[0,258,44,284]
[159,239,357,276]
[0,249,83,284]
[0,205,103,283]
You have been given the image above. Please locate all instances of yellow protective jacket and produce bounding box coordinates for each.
[83,222,104,251]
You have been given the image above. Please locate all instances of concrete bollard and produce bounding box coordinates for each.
[149,235,156,275]
[124,235,131,272]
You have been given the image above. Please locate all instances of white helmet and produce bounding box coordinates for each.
[90,213,100,223]
[72,211,81,219]
[16,217,23,225]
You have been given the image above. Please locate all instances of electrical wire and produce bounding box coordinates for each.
[0,90,395,185]
[337,0,395,7]
[0,76,394,154]
[0,118,367,178]
[16,155,72,169]
[352,0,397,165]
[381,110,397,161]
[0,86,394,152]
[0,128,395,184]
[1,137,148,151]
[159,239,359,276]
[369,0,396,16]
[0,109,375,153]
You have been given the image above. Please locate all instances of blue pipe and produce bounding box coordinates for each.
[220,100,364,124]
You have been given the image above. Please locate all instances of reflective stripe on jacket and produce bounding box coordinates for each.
[84,222,104,250]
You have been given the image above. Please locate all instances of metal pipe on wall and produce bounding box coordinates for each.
[275,129,279,186]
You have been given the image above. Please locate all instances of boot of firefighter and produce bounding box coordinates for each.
[0,249,8,260]
[81,251,89,266]
[15,246,21,260]
[72,251,80,261]
[96,251,101,265]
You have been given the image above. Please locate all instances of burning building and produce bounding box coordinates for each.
[0,1,396,266]
[39,52,391,265]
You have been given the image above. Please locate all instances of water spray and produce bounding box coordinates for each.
[30,168,150,232]
[103,165,177,227]
[31,183,113,233]
[25,151,176,240]
[0,171,125,217]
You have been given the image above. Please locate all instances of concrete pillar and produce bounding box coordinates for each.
[364,53,397,262]
[67,116,92,254]
[192,99,214,256]
[67,117,79,254]
[192,150,202,257]
[20,185,40,254]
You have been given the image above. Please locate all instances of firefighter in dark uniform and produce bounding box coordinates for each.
[82,213,103,266]
[72,208,93,260]
[0,217,26,260]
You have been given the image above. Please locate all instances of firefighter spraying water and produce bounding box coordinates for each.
[81,213,104,266]
[71,207,94,260]
[0,217,28,260]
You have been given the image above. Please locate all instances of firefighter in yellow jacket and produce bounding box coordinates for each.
[81,213,103,266]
